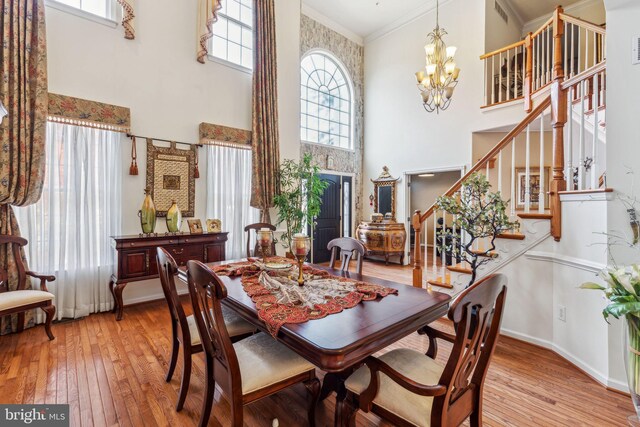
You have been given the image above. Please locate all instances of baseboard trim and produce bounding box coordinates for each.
[500,328,628,393]
[123,288,189,307]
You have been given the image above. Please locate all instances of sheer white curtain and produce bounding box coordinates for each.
[15,122,122,320]
[206,144,259,259]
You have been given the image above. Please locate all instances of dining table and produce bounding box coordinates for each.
[176,259,451,406]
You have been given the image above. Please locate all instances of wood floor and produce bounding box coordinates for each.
[0,260,633,427]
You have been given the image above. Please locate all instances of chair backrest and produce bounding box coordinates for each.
[327,237,365,274]
[186,260,242,400]
[432,274,508,426]
[244,222,276,258]
[157,247,191,342]
[0,235,28,293]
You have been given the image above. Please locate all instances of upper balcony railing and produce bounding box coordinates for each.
[481,7,606,111]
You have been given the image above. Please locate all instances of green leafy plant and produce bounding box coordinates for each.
[273,154,328,252]
[436,172,519,286]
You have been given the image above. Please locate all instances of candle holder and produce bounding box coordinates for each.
[292,234,311,286]
[256,228,274,263]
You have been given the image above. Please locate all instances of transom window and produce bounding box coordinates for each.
[49,0,117,20]
[301,52,353,150]
[211,0,253,70]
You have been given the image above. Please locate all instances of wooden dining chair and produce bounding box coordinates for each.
[337,273,508,427]
[186,260,321,427]
[156,248,257,412]
[327,237,366,274]
[0,236,56,340]
[244,222,276,258]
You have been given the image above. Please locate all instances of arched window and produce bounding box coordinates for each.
[300,51,353,150]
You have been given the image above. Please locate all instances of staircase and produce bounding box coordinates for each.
[412,7,607,292]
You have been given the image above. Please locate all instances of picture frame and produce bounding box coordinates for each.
[515,167,550,208]
[187,219,203,234]
[206,219,222,233]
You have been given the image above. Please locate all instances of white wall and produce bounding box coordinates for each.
[484,0,522,52]
[45,0,301,304]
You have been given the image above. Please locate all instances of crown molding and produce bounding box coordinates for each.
[522,0,603,34]
[364,0,453,44]
[301,4,364,46]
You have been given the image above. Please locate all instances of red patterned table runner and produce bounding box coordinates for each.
[213,258,398,336]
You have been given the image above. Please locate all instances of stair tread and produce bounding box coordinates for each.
[471,249,498,258]
[496,232,526,240]
[447,263,473,274]
[517,212,553,220]
[427,279,454,289]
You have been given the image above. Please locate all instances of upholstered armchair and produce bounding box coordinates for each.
[0,236,56,340]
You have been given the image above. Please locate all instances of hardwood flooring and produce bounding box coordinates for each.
[0,260,633,426]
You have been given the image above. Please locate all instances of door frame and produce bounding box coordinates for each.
[310,170,356,264]
[403,166,467,266]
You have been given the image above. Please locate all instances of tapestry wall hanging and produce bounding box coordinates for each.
[146,139,196,217]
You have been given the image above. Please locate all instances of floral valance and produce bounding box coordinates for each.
[47,93,131,132]
[199,122,251,147]
[116,0,135,40]
[197,0,222,63]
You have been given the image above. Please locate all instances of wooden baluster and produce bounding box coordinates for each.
[499,52,503,103]
[491,55,496,105]
[510,138,516,218]
[433,211,438,279]
[441,213,446,278]
[564,22,568,79]
[539,114,545,212]
[550,5,566,241]
[521,44,525,98]
[570,24,575,78]
[411,211,422,288]
[578,27,582,74]
[578,80,585,190]
[534,35,538,90]
[591,74,599,189]
[525,124,531,213]
[484,58,488,106]
[593,30,597,66]
[424,218,428,281]
[486,160,490,181]
[452,214,457,275]
[543,28,547,85]
[585,31,590,75]
[507,48,511,101]
[525,32,533,112]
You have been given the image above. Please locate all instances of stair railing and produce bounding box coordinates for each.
[481,6,606,111]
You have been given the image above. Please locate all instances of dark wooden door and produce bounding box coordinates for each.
[312,174,341,263]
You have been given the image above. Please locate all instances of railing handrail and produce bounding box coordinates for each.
[479,40,526,60]
[561,13,606,35]
[561,60,606,90]
[417,95,552,224]
[531,16,554,38]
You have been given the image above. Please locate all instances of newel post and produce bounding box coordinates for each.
[550,6,566,241]
[412,211,423,288]
[524,32,533,112]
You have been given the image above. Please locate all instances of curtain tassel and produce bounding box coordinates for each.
[129,136,139,175]
[194,147,200,178]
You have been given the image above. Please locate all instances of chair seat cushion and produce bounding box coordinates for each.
[0,290,54,312]
[345,348,444,427]
[187,305,256,346]
[235,333,315,395]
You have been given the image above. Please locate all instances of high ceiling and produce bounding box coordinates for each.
[302,0,440,40]
[506,0,583,23]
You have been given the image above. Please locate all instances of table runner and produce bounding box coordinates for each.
[213,258,398,336]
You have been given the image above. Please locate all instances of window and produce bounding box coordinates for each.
[15,122,122,318]
[48,0,117,20]
[300,51,353,150]
[211,0,253,70]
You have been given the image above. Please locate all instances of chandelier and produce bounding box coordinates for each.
[415,0,460,114]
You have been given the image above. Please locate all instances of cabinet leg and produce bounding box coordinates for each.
[109,280,117,314]
[114,283,127,321]
[385,254,389,265]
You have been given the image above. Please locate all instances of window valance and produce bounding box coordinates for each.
[47,93,131,132]
[199,122,251,148]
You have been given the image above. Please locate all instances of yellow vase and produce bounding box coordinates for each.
[139,188,156,234]
[166,201,182,233]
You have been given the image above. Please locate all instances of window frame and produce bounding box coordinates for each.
[45,0,119,27]
[300,49,355,152]
[208,0,254,73]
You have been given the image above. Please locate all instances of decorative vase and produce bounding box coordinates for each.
[625,315,640,426]
[139,187,156,234]
[166,201,182,233]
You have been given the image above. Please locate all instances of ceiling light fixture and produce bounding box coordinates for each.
[415,0,460,114]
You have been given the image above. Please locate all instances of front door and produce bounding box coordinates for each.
[311,174,342,264]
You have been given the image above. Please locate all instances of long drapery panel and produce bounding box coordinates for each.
[0,0,48,334]
[15,122,122,320]
[250,0,279,223]
[206,143,259,259]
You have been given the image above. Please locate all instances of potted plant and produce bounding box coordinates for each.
[273,154,328,256]
[435,172,519,287]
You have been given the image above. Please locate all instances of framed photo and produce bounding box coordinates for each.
[187,219,203,234]
[206,219,222,233]
[516,167,550,208]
